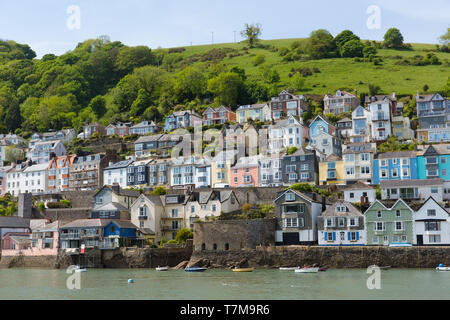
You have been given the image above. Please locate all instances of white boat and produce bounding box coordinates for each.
[156,266,169,271]
[279,267,299,271]
[295,267,319,273]
[74,265,87,272]
[436,266,450,271]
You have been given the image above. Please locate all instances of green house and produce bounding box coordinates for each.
[364,199,414,246]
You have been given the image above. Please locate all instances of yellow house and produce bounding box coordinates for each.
[319,154,346,185]
[211,150,237,188]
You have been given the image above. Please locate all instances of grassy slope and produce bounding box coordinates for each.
[172,38,450,96]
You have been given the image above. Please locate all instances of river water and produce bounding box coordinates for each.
[0,268,448,300]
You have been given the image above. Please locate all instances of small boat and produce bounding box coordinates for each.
[379,266,391,270]
[74,265,87,272]
[295,267,319,273]
[156,266,169,271]
[319,267,328,272]
[232,267,254,272]
[436,264,450,271]
[185,266,208,272]
[279,267,299,271]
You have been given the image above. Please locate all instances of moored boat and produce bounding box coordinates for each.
[279,267,299,271]
[295,267,319,273]
[232,267,254,272]
[74,265,87,272]
[185,266,208,272]
[319,267,328,272]
[156,266,169,271]
[436,264,450,271]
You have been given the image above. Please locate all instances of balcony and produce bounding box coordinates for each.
[162,226,180,232]
[138,215,148,220]
[419,110,445,117]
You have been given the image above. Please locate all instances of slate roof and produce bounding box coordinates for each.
[135,134,163,143]
[104,160,134,170]
[320,201,363,217]
[237,103,268,111]
[380,179,444,188]
[377,151,417,159]
[343,181,374,191]
[0,216,30,229]
[92,202,129,212]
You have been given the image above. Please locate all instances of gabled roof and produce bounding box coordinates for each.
[273,188,320,204]
[337,117,352,123]
[325,154,342,162]
[364,198,413,214]
[236,103,268,111]
[92,202,129,212]
[310,115,335,128]
[104,160,134,170]
[377,151,417,159]
[61,219,111,229]
[320,201,363,217]
[416,196,450,218]
[416,93,446,103]
[343,180,374,191]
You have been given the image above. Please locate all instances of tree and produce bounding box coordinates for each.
[439,28,450,45]
[130,89,151,117]
[253,54,265,66]
[291,73,305,92]
[115,46,155,75]
[207,72,243,106]
[305,29,337,59]
[174,66,207,102]
[368,83,381,96]
[287,146,298,155]
[383,28,404,48]
[423,84,429,92]
[88,95,107,119]
[363,46,377,59]
[5,146,24,163]
[334,30,360,49]
[175,228,193,243]
[151,186,167,195]
[340,39,364,58]
[240,23,262,48]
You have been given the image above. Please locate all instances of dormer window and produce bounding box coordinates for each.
[285,192,295,202]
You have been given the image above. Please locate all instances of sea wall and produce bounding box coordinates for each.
[0,255,58,268]
[188,246,450,269]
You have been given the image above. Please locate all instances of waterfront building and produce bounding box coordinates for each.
[203,106,236,125]
[317,201,366,246]
[274,189,326,245]
[27,140,66,165]
[372,151,418,185]
[319,154,346,185]
[416,144,450,198]
[342,143,376,184]
[160,194,188,241]
[281,148,319,186]
[186,190,240,228]
[59,219,137,250]
[269,90,307,120]
[230,155,260,188]
[164,110,202,132]
[130,194,164,243]
[103,160,134,188]
[415,92,449,143]
[130,121,161,136]
[236,103,271,123]
[413,197,450,245]
[147,158,171,188]
[6,163,26,196]
[106,122,132,137]
[364,199,414,246]
[343,181,376,204]
[0,216,30,238]
[380,179,444,203]
[47,155,77,192]
[323,90,360,115]
[1,232,31,250]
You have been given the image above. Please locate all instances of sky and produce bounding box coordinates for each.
[0,0,449,58]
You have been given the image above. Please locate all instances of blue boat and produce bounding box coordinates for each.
[185,266,208,272]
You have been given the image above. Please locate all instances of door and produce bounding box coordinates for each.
[416,235,424,246]
[283,232,300,245]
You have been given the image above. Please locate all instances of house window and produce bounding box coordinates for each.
[425,221,440,231]
[396,210,401,217]
[372,237,379,244]
[426,157,437,164]
[377,211,382,218]
[171,209,178,218]
[349,192,354,199]
[381,160,387,166]
[327,232,334,241]
[427,209,436,217]
[348,218,357,227]
[431,188,439,194]
[286,192,295,201]
[392,169,399,177]
[326,218,334,227]
[375,222,384,231]
[284,218,299,228]
[395,221,404,231]
[338,218,345,227]
[381,169,387,178]
[429,235,441,243]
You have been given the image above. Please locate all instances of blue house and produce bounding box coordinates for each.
[103,220,138,247]
[164,110,202,132]
[373,151,418,185]
[417,145,450,183]
[309,115,336,141]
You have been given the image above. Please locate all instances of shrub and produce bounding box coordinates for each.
[175,228,193,243]
[151,186,167,195]
[37,202,46,212]
[167,239,177,244]
[287,146,298,155]
[253,54,265,66]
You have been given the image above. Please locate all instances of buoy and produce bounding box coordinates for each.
[128,279,134,283]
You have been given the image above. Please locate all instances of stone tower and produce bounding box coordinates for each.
[18,193,33,218]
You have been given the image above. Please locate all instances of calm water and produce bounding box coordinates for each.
[0,268,448,300]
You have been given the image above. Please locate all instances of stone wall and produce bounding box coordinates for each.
[38,208,91,224]
[193,219,276,252]
[0,255,58,268]
[189,245,450,269]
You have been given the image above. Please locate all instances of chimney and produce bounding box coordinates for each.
[417,90,420,100]
[111,183,120,194]
[392,91,396,99]
[322,196,326,212]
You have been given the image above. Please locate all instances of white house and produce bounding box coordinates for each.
[368,101,392,141]
[380,179,444,203]
[6,163,26,196]
[103,160,134,188]
[21,164,48,194]
[267,115,309,154]
[318,201,366,246]
[27,140,66,165]
[351,106,372,143]
[413,197,450,245]
[343,181,376,203]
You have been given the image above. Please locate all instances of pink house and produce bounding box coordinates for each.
[230,156,260,188]
[1,221,59,257]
